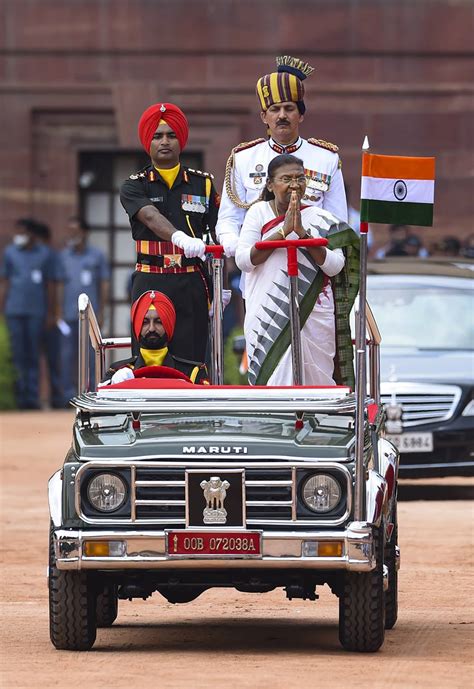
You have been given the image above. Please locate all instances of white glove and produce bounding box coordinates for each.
[209,289,232,317]
[171,231,206,259]
[219,232,238,257]
[110,367,135,385]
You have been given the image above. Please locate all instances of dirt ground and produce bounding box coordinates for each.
[0,411,473,689]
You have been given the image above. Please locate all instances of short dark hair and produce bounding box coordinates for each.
[32,222,51,241]
[68,215,89,231]
[15,217,37,233]
[261,154,305,201]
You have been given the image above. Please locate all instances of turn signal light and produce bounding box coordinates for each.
[319,541,343,557]
[302,540,343,557]
[83,541,126,557]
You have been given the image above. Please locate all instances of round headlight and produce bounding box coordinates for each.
[87,474,127,513]
[302,474,342,513]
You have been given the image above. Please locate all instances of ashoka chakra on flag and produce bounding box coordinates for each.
[360,153,435,226]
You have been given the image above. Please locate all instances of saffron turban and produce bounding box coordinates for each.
[256,56,315,115]
[138,103,189,153]
[131,290,176,342]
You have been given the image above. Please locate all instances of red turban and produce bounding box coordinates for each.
[138,103,189,153]
[131,290,176,342]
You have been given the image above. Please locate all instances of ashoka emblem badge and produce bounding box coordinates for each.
[200,476,230,524]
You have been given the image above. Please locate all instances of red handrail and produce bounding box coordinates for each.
[205,244,224,258]
[254,238,327,250]
[255,238,328,276]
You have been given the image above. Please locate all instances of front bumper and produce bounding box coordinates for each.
[53,522,375,572]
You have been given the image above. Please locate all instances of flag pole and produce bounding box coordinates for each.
[354,135,370,522]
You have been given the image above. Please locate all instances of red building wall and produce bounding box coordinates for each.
[1,0,473,252]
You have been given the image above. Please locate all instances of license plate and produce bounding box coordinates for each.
[166,531,262,558]
[385,432,433,453]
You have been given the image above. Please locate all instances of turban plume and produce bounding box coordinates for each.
[138,103,189,153]
[131,290,176,342]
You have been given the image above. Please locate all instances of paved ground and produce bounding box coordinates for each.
[0,411,473,689]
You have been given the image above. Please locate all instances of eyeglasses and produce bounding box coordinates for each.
[273,175,306,184]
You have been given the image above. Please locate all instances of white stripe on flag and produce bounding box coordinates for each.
[361,177,435,204]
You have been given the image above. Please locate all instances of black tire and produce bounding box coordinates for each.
[49,523,97,650]
[339,526,385,652]
[96,584,118,627]
[384,510,398,630]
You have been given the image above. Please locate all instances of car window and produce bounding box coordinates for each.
[367,284,474,349]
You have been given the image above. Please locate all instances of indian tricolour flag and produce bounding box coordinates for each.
[360,154,435,226]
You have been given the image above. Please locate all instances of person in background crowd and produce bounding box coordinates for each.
[120,102,221,361]
[433,236,461,257]
[100,290,208,385]
[59,216,110,404]
[375,224,409,258]
[461,233,474,259]
[34,221,64,408]
[375,224,429,259]
[0,218,55,409]
[403,234,430,258]
[216,55,347,263]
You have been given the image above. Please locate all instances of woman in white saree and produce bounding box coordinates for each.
[235,154,358,387]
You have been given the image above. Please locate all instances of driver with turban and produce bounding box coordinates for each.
[101,290,208,385]
[119,102,221,362]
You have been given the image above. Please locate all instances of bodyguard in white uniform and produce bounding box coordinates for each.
[216,56,348,257]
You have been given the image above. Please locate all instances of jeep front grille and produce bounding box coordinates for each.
[134,467,294,522]
[381,382,461,428]
[77,460,351,528]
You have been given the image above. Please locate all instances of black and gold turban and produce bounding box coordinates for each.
[256,56,315,114]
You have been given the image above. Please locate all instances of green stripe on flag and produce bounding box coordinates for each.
[360,199,433,226]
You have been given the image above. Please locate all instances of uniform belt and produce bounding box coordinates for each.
[137,253,198,268]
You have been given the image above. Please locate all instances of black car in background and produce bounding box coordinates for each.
[367,258,474,477]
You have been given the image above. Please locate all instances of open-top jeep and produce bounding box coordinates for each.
[48,242,399,652]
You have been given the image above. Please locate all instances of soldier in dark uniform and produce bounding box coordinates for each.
[100,290,208,385]
[120,102,219,361]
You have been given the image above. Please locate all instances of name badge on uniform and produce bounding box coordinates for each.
[249,163,266,185]
[31,269,43,284]
[81,269,92,286]
[150,196,164,203]
[181,194,207,213]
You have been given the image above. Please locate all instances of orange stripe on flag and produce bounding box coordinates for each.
[362,153,435,181]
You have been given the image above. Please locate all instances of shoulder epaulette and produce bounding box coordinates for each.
[187,168,214,180]
[308,138,339,153]
[129,165,149,180]
[232,138,266,154]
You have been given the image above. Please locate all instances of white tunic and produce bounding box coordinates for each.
[216,137,348,244]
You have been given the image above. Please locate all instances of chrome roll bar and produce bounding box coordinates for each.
[77,292,381,411]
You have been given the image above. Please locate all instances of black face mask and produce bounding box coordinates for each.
[139,332,168,350]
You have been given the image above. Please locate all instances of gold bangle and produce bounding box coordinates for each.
[279,228,285,239]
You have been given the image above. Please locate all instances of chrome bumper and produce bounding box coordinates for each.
[53,522,375,572]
